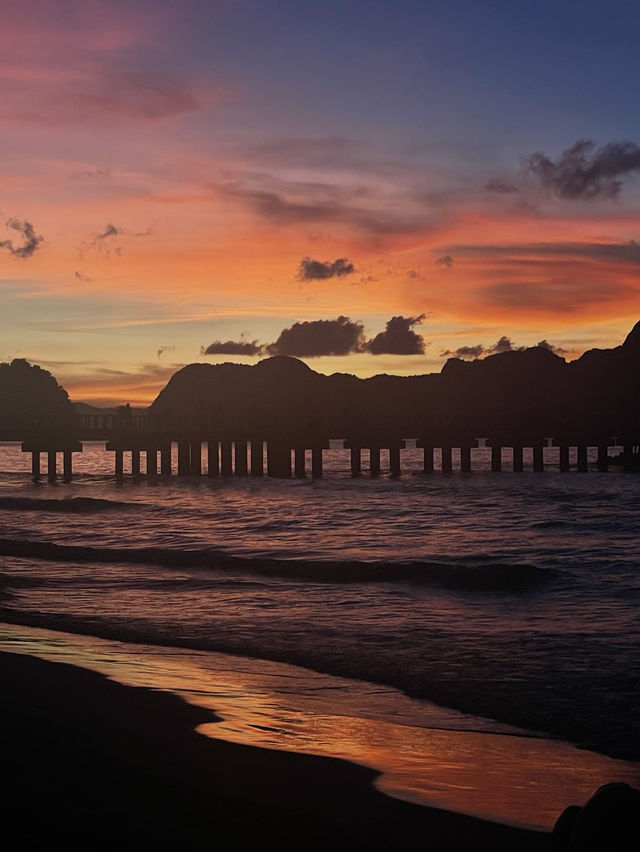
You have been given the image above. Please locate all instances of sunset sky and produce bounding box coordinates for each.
[2,0,640,404]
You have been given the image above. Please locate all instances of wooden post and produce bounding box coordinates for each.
[423,446,434,474]
[190,441,202,476]
[441,446,453,473]
[47,450,57,483]
[294,448,306,478]
[369,447,381,477]
[389,446,401,477]
[533,444,544,473]
[491,445,502,472]
[31,450,40,480]
[221,440,233,477]
[160,446,171,477]
[115,449,123,480]
[460,445,472,473]
[350,446,361,477]
[178,441,190,476]
[512,445,523,473]
[131,449,141,476]
[311,446,323,479]
[250,440,263,476]
[208,440,219,477]
[597,445,608,473]
[559,445,570,472]
[267,442,291,478]
[577,445,588,472]
[63,450,72,483]
[235,440,248,476]
[146,449,158,477]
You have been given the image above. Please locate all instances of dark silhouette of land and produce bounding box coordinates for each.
[148,320,640,444]
[3,321,640,478]
[0,358,74,436]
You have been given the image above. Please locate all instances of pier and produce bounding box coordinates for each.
[5,417,639,481]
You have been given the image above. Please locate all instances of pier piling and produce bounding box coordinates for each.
[577,445,588,473]
[207,440,219,477]
[250,440,263,476]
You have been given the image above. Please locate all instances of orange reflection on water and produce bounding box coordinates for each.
[2,622,638,832]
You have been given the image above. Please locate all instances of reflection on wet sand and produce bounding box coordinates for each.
[2,622,638,831]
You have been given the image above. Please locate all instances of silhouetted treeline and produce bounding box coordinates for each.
[0,359,75,436]
[149,321,640,443]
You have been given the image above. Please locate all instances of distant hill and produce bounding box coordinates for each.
[148,322,640,443]
[0,359,75,437]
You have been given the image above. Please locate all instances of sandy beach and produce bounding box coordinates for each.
[1,650,551,850]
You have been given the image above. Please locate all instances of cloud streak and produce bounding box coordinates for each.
[1,71,202,126]
[443,240,640,266]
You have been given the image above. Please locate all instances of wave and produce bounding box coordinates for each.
[0,537,551,592]
[0,496,135,513]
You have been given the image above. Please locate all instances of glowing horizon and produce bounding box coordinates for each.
[2,0,640,405]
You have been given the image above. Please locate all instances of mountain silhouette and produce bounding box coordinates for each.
[148,322,640,444]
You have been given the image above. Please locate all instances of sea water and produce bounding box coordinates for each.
[1,441,639,829]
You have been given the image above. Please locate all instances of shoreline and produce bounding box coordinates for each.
[0,649,550,851]
[2,618,640,835]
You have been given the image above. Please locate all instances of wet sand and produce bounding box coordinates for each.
[0,650,550,850]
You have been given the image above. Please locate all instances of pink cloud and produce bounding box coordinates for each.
[0,71,205,125]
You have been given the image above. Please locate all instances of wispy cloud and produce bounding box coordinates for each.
[0,218,43,258]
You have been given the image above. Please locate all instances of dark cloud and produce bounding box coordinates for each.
[74,271,92,282]
[442,336,567,359]
[484,177,519,194]
[366,315,426,356]
[492,335,516,353]
[0,218,43,259]
[203,340,264,356]
[267,316,366,357]
[535,339,568,355]
[157,345,176,359]
[441,336,516,359]
[524,138,640,200]
[435,254,453,268]
[297,257,355,281]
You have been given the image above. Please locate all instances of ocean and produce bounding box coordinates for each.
[1,441,639,831]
